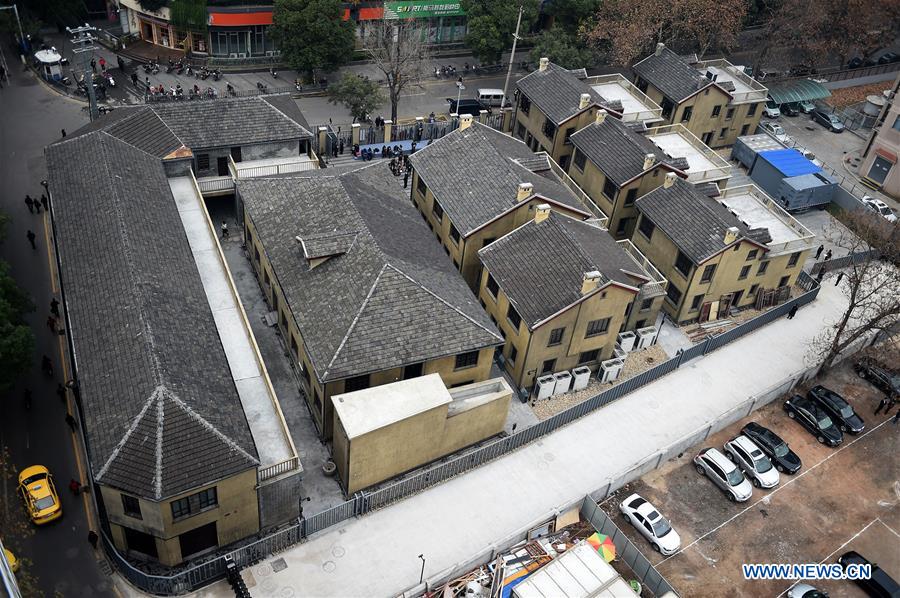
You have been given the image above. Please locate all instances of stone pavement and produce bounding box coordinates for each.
[184,276,850,598]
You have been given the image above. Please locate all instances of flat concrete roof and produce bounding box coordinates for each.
[333,373,452,439]
[591,82,656,118]
[719,189,804,245]
[703,65,753,95]
[169,176,293,467]
[648,132,721,176]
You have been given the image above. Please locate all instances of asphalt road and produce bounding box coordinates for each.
[0,64,115,596]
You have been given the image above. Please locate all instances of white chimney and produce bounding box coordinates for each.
[539,57,549,72]
[534,203,551,223]
[517,182,534,202]
[724,226,739,245]
[655,43,665,56]
[595,109,607,125]
[663,172,677,189]
[581,271,603,295]
[579,93,591,110]
[459,113,474,130]
[643,153,655,170]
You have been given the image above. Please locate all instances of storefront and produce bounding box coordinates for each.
[348,1,467,46]
[208,10,276,57]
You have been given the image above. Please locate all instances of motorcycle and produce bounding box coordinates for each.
[226,83,236,96]
[270,66,278,79]
[212,69,221,81]
[206,87,217,99]
[200,68,210,80]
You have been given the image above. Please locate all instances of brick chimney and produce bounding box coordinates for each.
[459,113,474,130]
[724,226,740,245]
[539,57,549,72]
[655,43,665,56]
[517,182,534,202]
[579,93,591,110]
[663,172,677,189]
[581,271,603,295]
[643,153,655,170]
[534,203,551,223]
[595,109,607,125]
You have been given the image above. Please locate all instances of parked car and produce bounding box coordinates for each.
[798,148,823,166]
[17,465,62,525]
[854,356,900,397]
[789,64,817,77]
[782,103,800,117]
[861,196,898,223]
[618,493,681,555]
[808,386,865,434]
[763,99,781,118]
[788,583,829,598]
[798,100,816,114]
[742,422,802,474]
[759,120,792,144]
[447,98,485,116]
[694,447,753,502]
[724,435,780,488]
[811,109,845,132]
[847,57,865,69]
[784,395,843,446]
[838,551,900,597]
[878,51,900,65]
[3,546,18,573]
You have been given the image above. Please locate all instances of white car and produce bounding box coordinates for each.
[861,196,898,223]
[694,447,753,502]
[618,493,681,554]
[787,582,828,598]
[759,120,792,145]
[723,435,780,489]
[763,99,781,118]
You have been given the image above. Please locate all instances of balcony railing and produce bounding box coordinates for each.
[584,74,663,123]
[645,123,732,183]
[235,158,318,178]
[542,152,610,228]
[196,175,235,194]
[718,185,817,255]
[694,59,768,104]
[617,239,668,298]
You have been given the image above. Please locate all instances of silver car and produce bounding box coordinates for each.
[694,447,753,502]
[724,435,780,489]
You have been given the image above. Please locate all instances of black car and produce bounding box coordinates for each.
[854,357,900,398]
[811,109,845,132]
[447,98,485,116]
[878,51,900,65]
[808,386,865,434]
[784,395,843,446]
[848,57,865,69]
[741,422,802,474]
[838,551,900,598]
[782,103,800,117]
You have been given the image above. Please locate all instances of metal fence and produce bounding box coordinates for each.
[766,61,900,84]
[810,249,880,275]
[107,272,822,595]
[580,497,675,596]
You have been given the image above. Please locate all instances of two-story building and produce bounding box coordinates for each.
[477,206,667,389]
[633,44,768,148]
[632,175,815,324]
[860,73,900,197]
[409,117,601,291]
[238,162,503,439]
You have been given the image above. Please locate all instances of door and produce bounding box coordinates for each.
[867,156,892,185]
[702,132,714,145]
[217,156,229,176]
[403,362,424,379]
[178,521,218,558]
[124,526,159,558]
[230,147,242,163]
[731,290,744,308]
[699,302,712,323]
[142,21,154,42]
[718,293,733,318]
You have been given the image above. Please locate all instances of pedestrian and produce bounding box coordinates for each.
[834,271,844,286]
[403,171,409,189]
[26,229,36,249]
[131,71,138,87]
[40,194,48,211]
[51,297,60,316]
[814,244,824,259]
[885,396,897,415]
[65,413,76,431]
[87,530,99,550]
[47,316,57,333]
[57,382,67,403]
[824,249,832,262]
[69,478,81,495]
[25,195,34,213]
[99,56,106,72]
[875,396,889,415]
[117,55,125,73]
[41,355,53,375]
[90,58,96,73]
[61,129,66,138]
[786,304,798,319]
[816,268,825,283]
[339,139,344,155]
[221,221,229,239]
[893,410,900,425]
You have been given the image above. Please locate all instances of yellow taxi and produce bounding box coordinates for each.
[18,465,62,525]
[3,546,18,573]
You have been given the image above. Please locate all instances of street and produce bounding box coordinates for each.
[0,65,114,595]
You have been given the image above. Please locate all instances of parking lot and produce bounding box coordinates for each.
[601,358,900,597]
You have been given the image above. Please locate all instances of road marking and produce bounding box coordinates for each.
[658,418,892,566]
[879,517,900,541]
[42,211,58,293]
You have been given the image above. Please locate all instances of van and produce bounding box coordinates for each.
[476,88,505,107]
[447,98,485,116]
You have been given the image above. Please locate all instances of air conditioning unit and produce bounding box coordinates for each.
[617,331,637,352]
[533,375,556,401]
[265,51,275,57]
[237,52,247,58]
[635,326,658,349]
[598,358,625,383]
[552,371,573,396]
[613,344,626,359]
[571,366,592,391]
[229,53,238,58]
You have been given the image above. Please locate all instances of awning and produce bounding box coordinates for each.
[767,79,831,105]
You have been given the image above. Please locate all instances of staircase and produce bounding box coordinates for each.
[225,556,252,598]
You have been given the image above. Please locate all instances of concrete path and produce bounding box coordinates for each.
[187,276,849,598]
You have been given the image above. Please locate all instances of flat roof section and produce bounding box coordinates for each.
[591,82,656,119]
[169,176,294,467]
[648,132,723,179]
[703,65,754,95]
[719,190,805,245]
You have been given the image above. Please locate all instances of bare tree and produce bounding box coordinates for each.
[363,19,431,122]
[809,212,900,371]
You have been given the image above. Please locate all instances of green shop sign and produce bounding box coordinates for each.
[383,1,465,19]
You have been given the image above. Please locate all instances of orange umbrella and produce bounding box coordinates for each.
[586,532,616,562]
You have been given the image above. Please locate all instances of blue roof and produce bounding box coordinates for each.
[758,148,821,177]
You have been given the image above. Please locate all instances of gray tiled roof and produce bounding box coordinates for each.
[569,117,683,186]
[516,62,607,124]
[239,162,502,382]
[633,46,711,102]
[105,107,184,157]
[409,123,590,236]
[301,232,358,259]
[46,132,259,501]
[478,212,644,327]
[635,177,753,264]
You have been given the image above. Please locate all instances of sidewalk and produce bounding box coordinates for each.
[184,278,849,598]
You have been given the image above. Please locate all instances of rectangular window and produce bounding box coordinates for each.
[519,94,531,115]
[548,327,564,346]
[541,358,556,374]
[345,374,371,392]
[719,127,728,138]
[506,304,522,330]
[516,122,526,139]
[787,251,801,267]
[711,105,722,117]
[171,497,190,520]
[746,249,758,261]
[690,294,705,311]
[700,264,716,283]
[749,283,759,296]
[482,237,496,248]
[638,216,655,240]
[779,275,790,288]
[486,273,499,298]
[661,98,674,119]
[616,217,629,235]
[739,265,751,279]
[674,251,692,277]
[640,298,653,311]
[757,260,769,275]
[455,350,479,370]
[585,318,611,338]
[196,154,210,170]
[740,124,750,136]
[507,344,518,365]
[602,178,617,200]
[196,487,217,510]
[449,224,460,243]
[681,106,693,122]
[726,107,735,120]
[563,127,576,145]
[666,283,683,306]
[416,175,427,197]
[578,349,600,365]
[542,118,557,140]
[431,200,444,222]
[122,495,142,519]
[748,103,759,116]
[624,188,638,206]
[573,149,587,171]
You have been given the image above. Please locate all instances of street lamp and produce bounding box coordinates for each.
[418,553,426,584]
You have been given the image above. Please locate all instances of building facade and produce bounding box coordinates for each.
[860,73,900,198]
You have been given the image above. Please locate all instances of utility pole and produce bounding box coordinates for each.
[500,5,524,109]
[67,24,99,122]
[0,4,25,63]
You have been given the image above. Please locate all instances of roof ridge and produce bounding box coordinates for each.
[96,385,164,482]
[260,95,312,136]
[144,105,187,150]
[165,389,259,467]
[547,214,602,275]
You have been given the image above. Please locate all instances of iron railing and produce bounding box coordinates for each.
[196,176,234,193]
[543,153,610,227]
[584,73,663,122]
[258,456,301,482]
[235,159,318,178]
[617,239,668,297]
[645,123,732,183]
[810,250,880,275]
